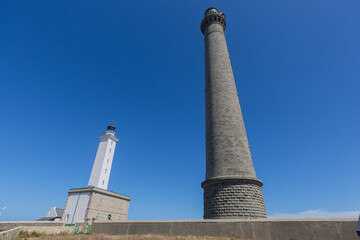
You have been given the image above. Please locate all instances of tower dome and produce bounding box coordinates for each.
[107,124,116,132]
[204,7,219,16]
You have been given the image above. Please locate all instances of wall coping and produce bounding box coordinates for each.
[93,218,357,223]
[0,221,65,224]
[69,187,130,201]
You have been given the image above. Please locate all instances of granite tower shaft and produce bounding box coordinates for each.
[201,7,266,219]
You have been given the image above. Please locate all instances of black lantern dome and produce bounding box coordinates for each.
[107,124,116,132]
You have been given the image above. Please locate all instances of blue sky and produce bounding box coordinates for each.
[0,0,359,220]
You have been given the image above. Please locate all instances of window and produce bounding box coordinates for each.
[105,169,107,173]
[102,180,104,185]
[111,142,113,145]
[109,148,111,153]
[96,213,100,220]
[118,216,121,220]
[107,159,109,163]
[119,202,123,210]
[99,198,103,206]
[110,200,114,208]
[107,214,112,221]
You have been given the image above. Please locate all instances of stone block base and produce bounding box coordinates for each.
[203,181,266,219]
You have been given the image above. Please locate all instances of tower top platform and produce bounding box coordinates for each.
[201,7,226,34]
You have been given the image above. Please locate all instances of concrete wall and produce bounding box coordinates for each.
[21,226,74,235]
[75,222,88,233]
[0,222,73,240]
[92,218,359,240]
[0,227,22,240]
[0,221,65,230]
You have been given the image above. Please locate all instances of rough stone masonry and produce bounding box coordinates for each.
[201,7,266,219]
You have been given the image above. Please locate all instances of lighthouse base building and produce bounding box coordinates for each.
[62,187,130,223]
[62,124,130,224]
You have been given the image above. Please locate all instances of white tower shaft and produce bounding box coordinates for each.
[88,127,119,190]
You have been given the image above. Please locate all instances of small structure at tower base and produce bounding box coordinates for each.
[62,187,130,224]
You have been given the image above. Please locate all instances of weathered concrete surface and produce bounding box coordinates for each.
[0,222,74,239]
[92,218,358,240]
[0,221,65,230]
[21,226,74,235]
[0,227,22,240]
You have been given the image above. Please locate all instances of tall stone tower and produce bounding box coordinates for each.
[201,7,266,219]
[88,124,119,190]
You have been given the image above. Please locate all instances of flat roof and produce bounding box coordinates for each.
[68,186,130,201]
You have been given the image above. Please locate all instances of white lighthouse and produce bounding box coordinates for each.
[62,124,130,224]
[88,124,119,190]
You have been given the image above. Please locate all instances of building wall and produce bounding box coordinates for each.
[62,192,90,224]
[86,191,129,222]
